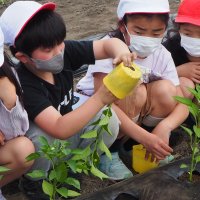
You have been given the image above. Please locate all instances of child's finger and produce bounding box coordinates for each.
[127,56,132,66]
[131,52,137,60]
[112,57,120,66]
[113,52,137,67]
[123,53,137,66]
[145,151,150,160]
[151,154,156,162]
[161,142,173,154]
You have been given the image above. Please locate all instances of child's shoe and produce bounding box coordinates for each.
[99,152,133,180]
[159,155,174,166]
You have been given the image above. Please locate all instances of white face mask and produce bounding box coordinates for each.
[180,34,200,57]
[125,26,162,58]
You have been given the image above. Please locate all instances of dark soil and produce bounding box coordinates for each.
[0,1,192,200]
[178,171,200,184]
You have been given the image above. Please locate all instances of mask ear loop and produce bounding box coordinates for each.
[122,23,130,46]
[122,32,128,45]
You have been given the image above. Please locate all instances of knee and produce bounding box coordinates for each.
[13,136,35,168]
[115,84,147,116]
[153,80,177,104]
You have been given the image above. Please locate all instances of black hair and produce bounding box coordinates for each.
[109,13,169,41]
[165,17,180,41]
[0,53,23,105]
[108,19,125,42]
[10,9,66,56]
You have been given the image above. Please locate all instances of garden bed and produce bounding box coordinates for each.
[75,157,200,200]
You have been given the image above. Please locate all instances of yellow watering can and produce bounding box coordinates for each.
[132,144,158,174]
[103,62,142,99]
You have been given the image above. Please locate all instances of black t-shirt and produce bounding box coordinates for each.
[163,34,189,66]
[17,40,95,120]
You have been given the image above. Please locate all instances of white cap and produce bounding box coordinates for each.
[117,0,170,20]
[0,27,4,67]
[0,1,56,46]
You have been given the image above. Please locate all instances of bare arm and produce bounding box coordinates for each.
[176,62,200,83]
[0,77,17,110]
[94,72,172,160]
[162,86,189,128]
[112,103,172,159]
[35,85,117,140]
[152,86,189,144]
[35,38,137,139]
[0,77,29,140]
[93,38,136,66]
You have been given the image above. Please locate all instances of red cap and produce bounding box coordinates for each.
[175,0,200,26]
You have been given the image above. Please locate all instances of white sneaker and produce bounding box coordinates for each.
[0,189,6,200]
[99,152,133,180]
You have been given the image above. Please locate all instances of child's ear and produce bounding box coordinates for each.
[15,52,29,64]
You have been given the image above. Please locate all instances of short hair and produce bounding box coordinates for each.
[13,10,66,56]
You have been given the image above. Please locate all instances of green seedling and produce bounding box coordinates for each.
[175,84,200,182]
[0,0,6,5]
[26,137,81,200]
[26,105,113,199]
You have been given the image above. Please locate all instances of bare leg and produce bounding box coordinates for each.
[115,84,147,138]
[145,80,177,118]
[116,84,147,120]
[0,136,35,187]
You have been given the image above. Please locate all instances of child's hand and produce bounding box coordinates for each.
[95,84,118,105]
[0,77,17,110]
[0,131,5,146]
[152,123,171,145]
[113,52,137,67]
[148,124,171,162]
[177,62,200,83]
[143,133,172,161]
